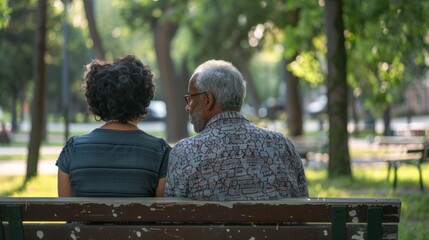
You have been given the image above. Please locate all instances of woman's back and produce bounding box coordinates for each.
[57,129,170,197]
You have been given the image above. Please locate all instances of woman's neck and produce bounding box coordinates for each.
[101,120,139,130]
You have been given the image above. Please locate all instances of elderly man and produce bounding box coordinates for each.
[165,60,308,200]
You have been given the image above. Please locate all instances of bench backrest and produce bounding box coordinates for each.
[291,137,329,159]
[374,136,428,161]
[0,197,400,240]
[374,136,427,145]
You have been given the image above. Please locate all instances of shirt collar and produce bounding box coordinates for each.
[204,111,247,130]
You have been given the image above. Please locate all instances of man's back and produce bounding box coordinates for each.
[165,111,308,200]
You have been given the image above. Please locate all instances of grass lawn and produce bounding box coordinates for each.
[1,164,428,240]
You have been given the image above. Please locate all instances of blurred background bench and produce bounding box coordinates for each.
[374,136,428,191]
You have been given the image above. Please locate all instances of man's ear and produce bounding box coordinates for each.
[205,92,216,110]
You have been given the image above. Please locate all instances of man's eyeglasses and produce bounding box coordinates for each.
[184,92,207,105]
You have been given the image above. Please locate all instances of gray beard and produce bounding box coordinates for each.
[190,104,205,133]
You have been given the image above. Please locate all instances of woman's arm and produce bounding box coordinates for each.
[155,177,167,197]
[57,169,73,197]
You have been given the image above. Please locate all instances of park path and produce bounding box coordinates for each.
[0,146,62,176]
[0,139,383,176]
[1,114,428,176]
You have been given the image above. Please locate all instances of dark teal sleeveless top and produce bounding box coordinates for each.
[56,128,170,197]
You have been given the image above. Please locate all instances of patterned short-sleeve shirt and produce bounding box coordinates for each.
[164,111,308,200]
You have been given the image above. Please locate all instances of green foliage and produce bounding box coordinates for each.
[0,0,93,122]
[99,2,157,65]
[1,0,428,127]
[344,0,429,117]
[185,0,278,67]
[0,0,11,29]
[0,0,35,111]
[281,0,323,59]
[279,1,327,90]
[116,0,188,29]
[288,51,324,86]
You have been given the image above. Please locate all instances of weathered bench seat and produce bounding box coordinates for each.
[0,197,400,240]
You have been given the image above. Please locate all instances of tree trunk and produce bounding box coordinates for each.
[83,0,105,59]
[235,61,261,109]
[324,0,352,179]
[11,89,18,133]
[283,57,303,137]
[152,20,188,143]
[26,0,48,180]
[383,105,392,136]
[350,90,359,134]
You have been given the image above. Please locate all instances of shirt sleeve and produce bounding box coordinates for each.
[297,165,309,197]
[55,136,75,174]
[285,137,309,197]
[284,137,308,197]
[158,139,171,178]
[164,145,188,197]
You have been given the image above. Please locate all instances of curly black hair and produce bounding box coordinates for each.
[82,55,155,123]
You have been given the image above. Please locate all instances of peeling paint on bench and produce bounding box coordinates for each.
[0,197,401,240]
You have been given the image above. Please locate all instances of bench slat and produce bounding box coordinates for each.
[0,198,401,223]
[1,224,399,240]
[374,136,426,145]
[0,197,401,240]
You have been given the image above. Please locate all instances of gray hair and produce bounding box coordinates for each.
[191,60,246,111]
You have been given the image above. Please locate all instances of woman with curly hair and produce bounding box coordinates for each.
[56,55,171,197]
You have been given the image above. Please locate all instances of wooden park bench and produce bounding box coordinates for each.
[0,197,400,240]
[291,136,328,166]
[374,136,428,191]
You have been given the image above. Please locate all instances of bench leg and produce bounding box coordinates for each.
[418,164,424,192]
[6,205,24,240]
[393,162,399,190]
[331,206,346,240]
[0,214,4,240]
[386,162,392,181]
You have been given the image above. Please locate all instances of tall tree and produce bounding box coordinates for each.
[119,0,189,143]
[153,9,189,142]
[324,0,351,178]
[275,4,306,137]
[272,1,323,137]
[83,0,105,59]
[0,0,35,132]
[26,0,47,180]
[284,56,303,136]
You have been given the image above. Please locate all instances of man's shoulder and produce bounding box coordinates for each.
[252,125,287,138]
[171,135,198,148]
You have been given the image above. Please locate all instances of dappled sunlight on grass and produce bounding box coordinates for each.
[0,154,58,161]
[0,175,57,197]
[0,175,26,196]
[305,164,429,240]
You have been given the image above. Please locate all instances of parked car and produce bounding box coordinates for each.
[145,100,167,121]
[306,95,327,117]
